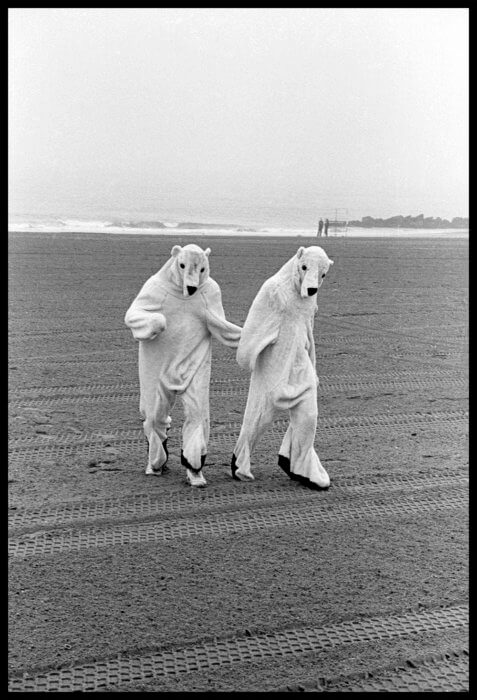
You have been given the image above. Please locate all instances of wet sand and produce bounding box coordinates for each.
[8,232,468,691]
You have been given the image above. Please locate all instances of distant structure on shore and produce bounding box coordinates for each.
[318,209,349,233]
[347,214,469,229]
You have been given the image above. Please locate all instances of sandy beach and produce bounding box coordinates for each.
[8,231,468,691]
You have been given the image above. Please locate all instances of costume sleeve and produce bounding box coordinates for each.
[236,281,281,372]
[306,317,316,371]
[124,276,168,341]
[203,279,242,348]
[306,316,320,385]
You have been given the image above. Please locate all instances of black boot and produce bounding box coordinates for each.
[277,453,291,475]
[161,439,170,473]
[144,437,170,474]
[231,453,239,480]
[279,453,329,490]
[180,450,204,475]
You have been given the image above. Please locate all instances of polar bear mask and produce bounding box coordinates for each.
[169,244,211,297]
[294,246,334,298]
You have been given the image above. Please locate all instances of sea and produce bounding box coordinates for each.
[7,212,468,239]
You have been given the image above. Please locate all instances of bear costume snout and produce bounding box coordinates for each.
[307,287,318,296]
[187,285,197,296]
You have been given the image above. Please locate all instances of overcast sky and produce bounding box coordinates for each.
[9,8,468,221]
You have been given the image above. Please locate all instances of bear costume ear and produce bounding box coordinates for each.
[296,246,305,259]
[328,259,334,266]
[204,247,211,257]
[171,245,182,257]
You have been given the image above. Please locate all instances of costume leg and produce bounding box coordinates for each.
[180,362,210,487]
[231,386,276,481]
[278,388,330,489]
[140,380,175,476]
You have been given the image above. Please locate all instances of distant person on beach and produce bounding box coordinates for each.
[317,219,323,236]
[324,218,329,236]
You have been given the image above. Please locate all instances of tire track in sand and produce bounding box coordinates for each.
[8,472,469,533]
[8,488,467,559]
[9,374,467,409]
[8,409,469,459]
[7,605,468,692]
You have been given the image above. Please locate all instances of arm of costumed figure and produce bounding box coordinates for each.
[236,281,281,372]
[203,279,242,347]
[307,315,320,386]
[124,276,168,341]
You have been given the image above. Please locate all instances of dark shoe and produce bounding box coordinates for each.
[290,471,329,490]
[277,453,291,475]
[231,453,239,479]
[181,450,204,474]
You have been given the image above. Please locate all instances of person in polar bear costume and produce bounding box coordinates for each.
[125,243,241,487]
[231,246,334,489]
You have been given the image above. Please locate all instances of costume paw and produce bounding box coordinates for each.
[290,471,330,490]
[145,463,166,475]
[235,470,255,481]
[151,313,167,334]
[186,468,207,487]
[231,454,255,481]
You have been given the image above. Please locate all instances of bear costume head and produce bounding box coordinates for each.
[294,246,334,298]
[169,244,211,297]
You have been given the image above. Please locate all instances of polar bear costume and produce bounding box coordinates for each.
[125,244,241,487]
[231,246,334,489]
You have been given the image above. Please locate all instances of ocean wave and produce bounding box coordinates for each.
[8,217,255,233]
[107,220,167,229]
[175,221,251,230]
[106,220,256,231]
[8,217,468,238]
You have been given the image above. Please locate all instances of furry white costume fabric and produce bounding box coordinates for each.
[231,246,334,489]
[125,243,241,487]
